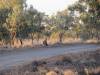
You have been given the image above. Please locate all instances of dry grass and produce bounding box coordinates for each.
[46,71,57,75]
[0,50,100,75]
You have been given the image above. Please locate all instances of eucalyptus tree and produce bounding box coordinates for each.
[45,9,74,43]
[0,2,12,43]
[68,0,100,40]
[0,0,26,46]
[16,5,45,44]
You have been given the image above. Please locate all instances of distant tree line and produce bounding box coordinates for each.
[0,0,100,46]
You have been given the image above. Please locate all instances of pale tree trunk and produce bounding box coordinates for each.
[31,33,34,46]
[37,33,40,44]
[96,31,100,41]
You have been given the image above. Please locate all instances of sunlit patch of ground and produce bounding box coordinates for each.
[0,37,99,49]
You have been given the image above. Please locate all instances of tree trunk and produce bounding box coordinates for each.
[96,31,100,41]
[31,33,34,46]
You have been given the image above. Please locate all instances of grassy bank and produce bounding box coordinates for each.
[0,49,100,75]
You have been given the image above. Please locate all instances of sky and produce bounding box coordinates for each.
[26,0,78,15]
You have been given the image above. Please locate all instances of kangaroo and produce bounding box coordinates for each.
[43,38,48,46]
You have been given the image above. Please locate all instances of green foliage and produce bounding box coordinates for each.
[68,0,100,40]
[0,26,10,41]
[0,0,99,45]
[0,8,12,41]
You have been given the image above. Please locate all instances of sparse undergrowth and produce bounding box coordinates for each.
[0,50,100,75]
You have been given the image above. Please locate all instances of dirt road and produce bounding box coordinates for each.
[0,44,100,70]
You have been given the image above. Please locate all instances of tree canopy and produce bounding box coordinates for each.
[0,0,99,46]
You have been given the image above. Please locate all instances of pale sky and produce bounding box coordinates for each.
[26,0,78,15]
